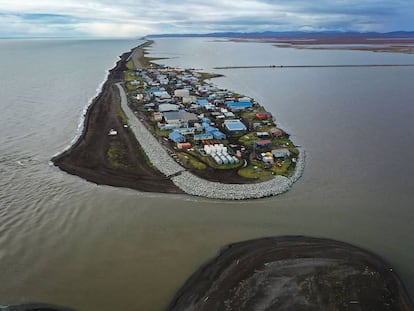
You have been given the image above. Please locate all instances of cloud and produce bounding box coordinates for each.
[0,0,413,37]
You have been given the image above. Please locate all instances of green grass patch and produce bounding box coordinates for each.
[126,83,138,92]
[238,158,294,179]
[238,134,259,148]
[177,152,207,170]
[126,60,135,70]
[154,126,172,137]
[125,71,143,83]
[237,161,274,180]
[197,72,224,80]
[107,141,129,169]
[271,158,293,177]
[116,103,128,125]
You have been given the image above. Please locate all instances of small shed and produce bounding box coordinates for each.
[272,148,291,158]
[197,99,209,106]
[153,112,163,121]
[255,140,272,148]
[204,125,218,133]
[169,132,186,143]
[144,103,156,110]
[212,131,227,140]
[256,112,272,120]
[256,132,270,138]
[177,142,192,149]
[224,112,236,118]
[269,128,284,137]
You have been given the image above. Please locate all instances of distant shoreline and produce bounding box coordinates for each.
[222,33,414,54]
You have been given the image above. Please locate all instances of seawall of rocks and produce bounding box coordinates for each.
[117,83,305,200]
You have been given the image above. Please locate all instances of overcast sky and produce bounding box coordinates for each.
[0,0,413,38]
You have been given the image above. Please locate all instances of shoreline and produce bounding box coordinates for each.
[166,236,414,310]
[52,43,183,194]
[221,33,414,54]
[52,40,305,199]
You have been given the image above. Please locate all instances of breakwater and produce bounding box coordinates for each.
[116,83,305,200]
[214,64,414,70]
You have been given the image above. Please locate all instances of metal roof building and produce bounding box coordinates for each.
[226,101,253,110]
[169,132,186,143]
[224,120,247,133]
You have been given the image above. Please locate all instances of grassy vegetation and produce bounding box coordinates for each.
[198,72,224,80]
[238,160,274,180]
[126,83,138,92]
[238,134,260,148]
[107,141,129,169]
[116,103,128,125]
[125,70,137,81]
[126,60,135,70]
[271,158,293,176]
[154,126,172,137]
[238,158,294,179]
[177,152,207,170]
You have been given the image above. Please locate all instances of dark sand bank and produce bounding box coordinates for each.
[0,303,76,311]
[167,236,413,311]
[226,33,414,54]
[52,46,182,194]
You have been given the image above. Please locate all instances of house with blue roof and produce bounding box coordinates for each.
[194,133,213,141]
[212,131,227,140]
[169,132,186,143]
[204,125,218,133]
[197,99,209,106]
[224,120,247,133]
[226,101,253,111]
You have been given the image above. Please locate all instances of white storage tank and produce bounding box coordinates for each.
[221,155,229,165]
[226,155,233,163]
[214,156,223,165]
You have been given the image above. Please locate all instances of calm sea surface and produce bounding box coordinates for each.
[0,38,413,311]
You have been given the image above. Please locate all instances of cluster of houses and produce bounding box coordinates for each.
[126,66,294,170]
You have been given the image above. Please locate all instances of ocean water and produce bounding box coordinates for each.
[0,37,414,311]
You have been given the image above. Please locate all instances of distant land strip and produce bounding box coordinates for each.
[214,64,414,69]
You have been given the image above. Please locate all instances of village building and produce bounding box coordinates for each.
[272,148,291,158]
[224,119,247,133]
[226,101,253,111]
[159,103,179,113]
